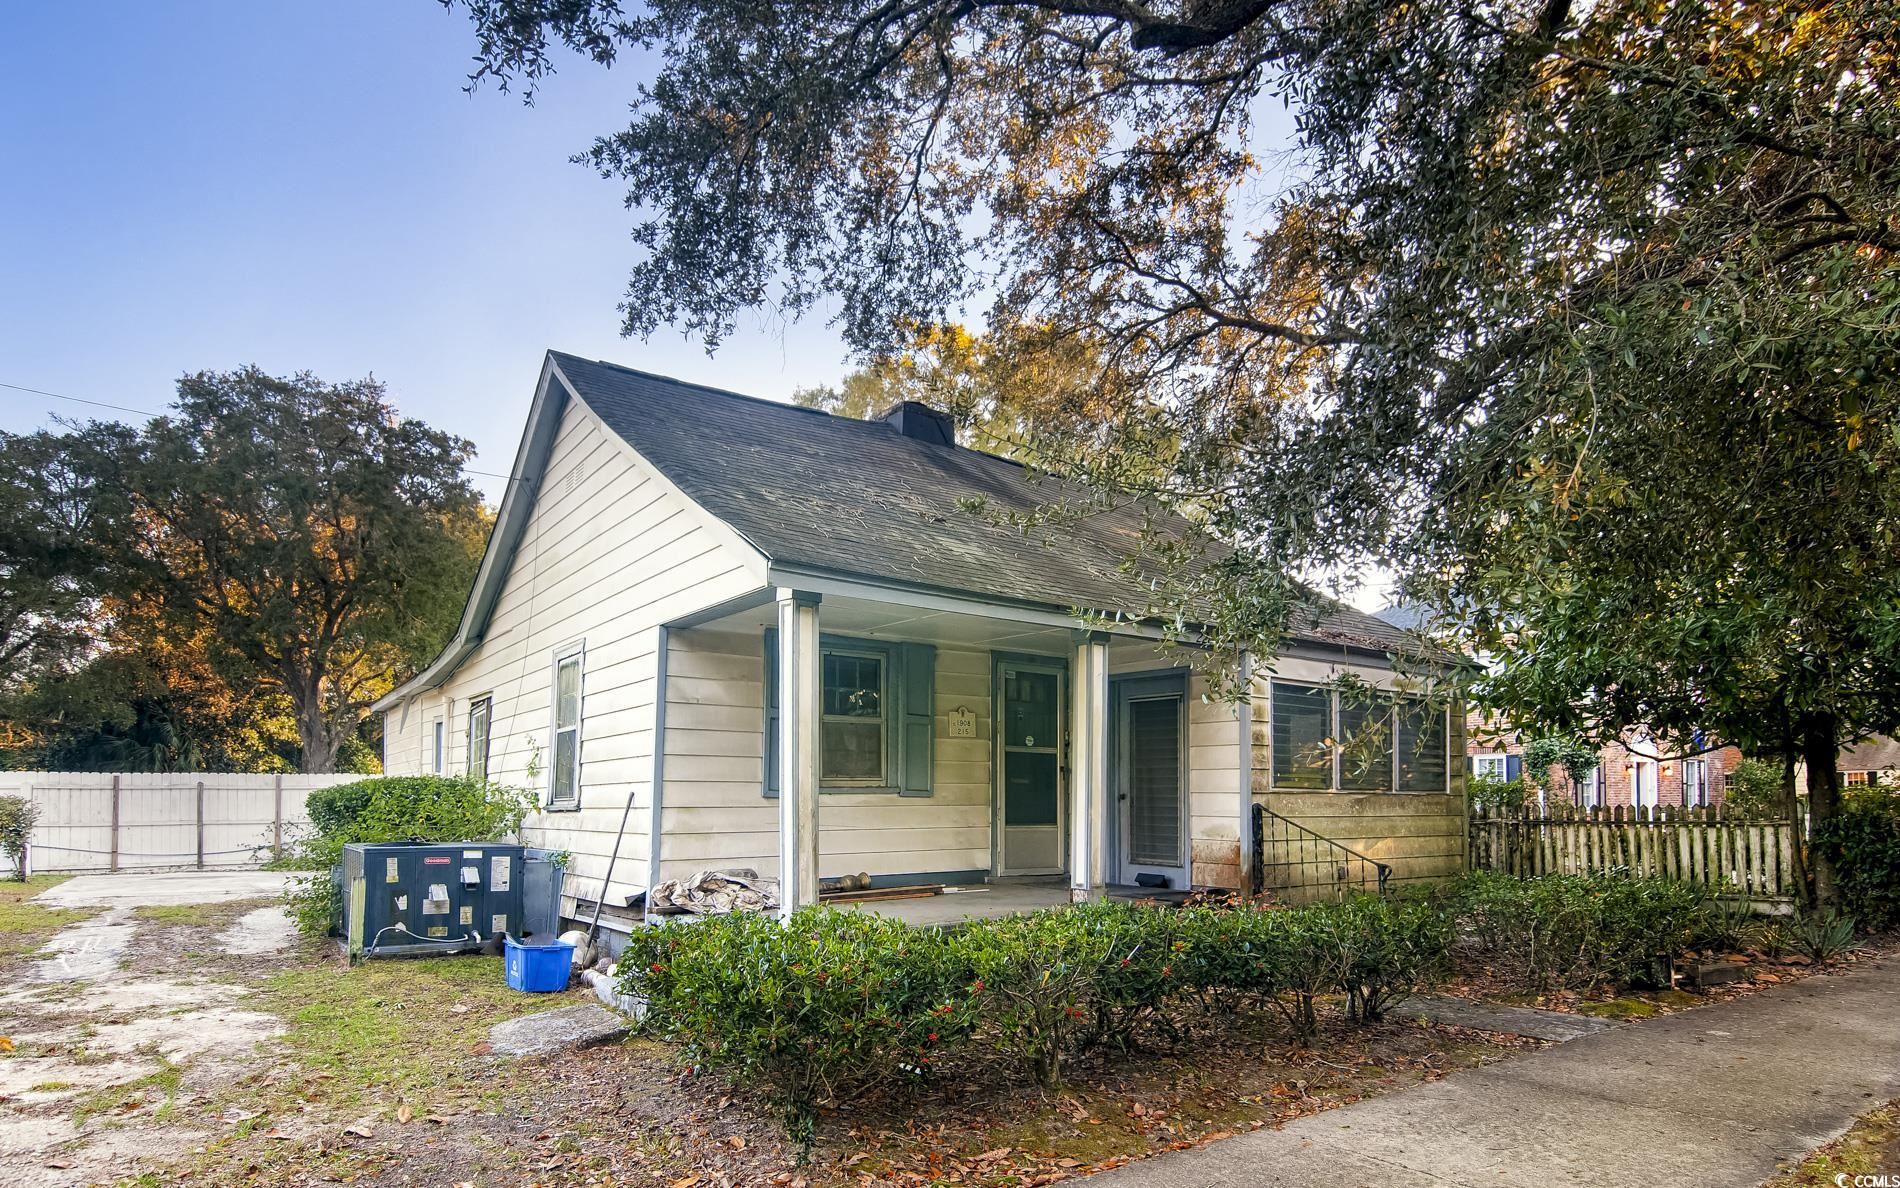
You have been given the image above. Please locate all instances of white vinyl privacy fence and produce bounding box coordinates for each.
[2,772,361,874]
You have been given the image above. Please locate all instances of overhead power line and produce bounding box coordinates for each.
[0,378,520,484]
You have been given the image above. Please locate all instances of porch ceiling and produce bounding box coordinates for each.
[686,591,1167,658]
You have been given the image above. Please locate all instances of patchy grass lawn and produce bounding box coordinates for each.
[0,874,93,963]
[1767,1099,1900,1187]
[130,898,273,928]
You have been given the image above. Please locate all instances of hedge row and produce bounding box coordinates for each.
[618,873,1733,1140]
[618,894,1451,1140]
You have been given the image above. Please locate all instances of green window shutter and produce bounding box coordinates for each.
[762,627,779,798]
[897,642,935,797]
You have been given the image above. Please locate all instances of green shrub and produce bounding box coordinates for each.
[1812,786,1900,930]
[1312,893,1454,1022]
[1724,758,1788,822]
[1771,907,1857,963]
[951,905,1131,1088]
[1691,897,1763,954]
[1451,871,1710,991]
[283,775,534,935]
[618,908,977,1144]
[0,795,38,881]
[1468,772,1529,814]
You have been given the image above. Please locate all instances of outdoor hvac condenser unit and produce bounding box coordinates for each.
[340,842,565,959]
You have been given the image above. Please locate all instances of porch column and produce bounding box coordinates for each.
[1069,630,1110,901]
[1236,650,1257,902]
[777,589,822,921]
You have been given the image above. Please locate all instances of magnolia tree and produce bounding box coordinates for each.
[445,0,1899,902]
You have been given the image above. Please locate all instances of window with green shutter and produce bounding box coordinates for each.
[763,632,934,796]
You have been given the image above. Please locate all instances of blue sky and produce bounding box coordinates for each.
[0,2,851,502]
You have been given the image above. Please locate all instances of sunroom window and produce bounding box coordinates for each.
[1270,682,1333,789]
[1396,697,1448,793]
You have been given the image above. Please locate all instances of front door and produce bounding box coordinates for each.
[995,658,1065,875]
[1115,675,1187,886]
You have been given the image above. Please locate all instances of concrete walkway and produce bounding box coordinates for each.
[1087,957,1900,1188]
[34,868,294,908]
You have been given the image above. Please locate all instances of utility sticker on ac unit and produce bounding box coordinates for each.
[490,855,511,891]
[459,905,473,926]
[423,855,451,865]
[491,914,508,935]
[427,926,448,938]
[462,849,483,859]
[385,857,400,884]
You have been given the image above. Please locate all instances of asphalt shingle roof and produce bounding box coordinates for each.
[553,352,1417,655]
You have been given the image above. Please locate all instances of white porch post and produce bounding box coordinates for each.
[1069,630,1110,902]
[1236,649,1256,902]
[777,590,822,921]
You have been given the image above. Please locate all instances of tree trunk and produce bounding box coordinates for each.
[1801,716,1842,909]
[286,666,342,774]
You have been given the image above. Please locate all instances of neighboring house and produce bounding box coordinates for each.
[1372,605,1739,811]
[1836,737,1900,786]
[377,352,1467,944]
[1465,721,1741,811]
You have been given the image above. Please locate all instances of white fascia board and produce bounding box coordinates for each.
[762,564,1172,640]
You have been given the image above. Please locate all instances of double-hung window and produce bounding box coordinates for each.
[1471,753,1508,781]
[821,649,887,785]
[467,696,492,781]
[549,646,583,809]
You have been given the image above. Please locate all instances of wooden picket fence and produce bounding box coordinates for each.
[1468,803,1800,906]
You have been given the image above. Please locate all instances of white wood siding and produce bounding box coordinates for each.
[381,395,763,913]
[658,629,995,883]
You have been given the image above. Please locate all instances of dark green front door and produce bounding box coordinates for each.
[996,659,1065,874]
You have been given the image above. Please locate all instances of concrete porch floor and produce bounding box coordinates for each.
[833,880,1072,926]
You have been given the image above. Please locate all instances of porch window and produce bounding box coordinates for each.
[1338,697,1394,792]
[467,696,491,781]
[549,646,583,808]
[1395,698,1448,793]
[1271,682,1333,789]
[822,649,887,784]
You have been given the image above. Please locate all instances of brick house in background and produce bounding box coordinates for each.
[1464,716,1742,810]
[1371,603,1750,810]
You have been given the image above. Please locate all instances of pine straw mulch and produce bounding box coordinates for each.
[300,999,1540,1188]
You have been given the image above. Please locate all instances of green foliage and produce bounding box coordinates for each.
[1770,908,1859,964]
[1312,894,1454,1023]
[619,908,980,1144]
[1450,871,1712,991]
[1811,787,1900,930]
[1522,737,1598,791]
[3,369,486,775]
[1691,898,1763,955]
[0,794,39,880]
[1468,773,1529,814]
[1723,759,1788,823]
[283,776,533,935]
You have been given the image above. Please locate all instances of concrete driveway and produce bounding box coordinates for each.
[32,868,295,908]
[1084,955,1900,1188]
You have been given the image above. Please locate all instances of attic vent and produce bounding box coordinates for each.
[881,401,956,447]
[566,464,585,495]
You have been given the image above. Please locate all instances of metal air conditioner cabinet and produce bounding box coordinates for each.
[341,842,565,959]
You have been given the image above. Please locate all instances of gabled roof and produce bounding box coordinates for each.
[551,352,1414,654]
[376,351,1422,710]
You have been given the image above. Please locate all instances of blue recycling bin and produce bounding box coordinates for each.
[504,935,574,993]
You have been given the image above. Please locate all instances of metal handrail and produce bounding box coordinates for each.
[1252,802,1392,901]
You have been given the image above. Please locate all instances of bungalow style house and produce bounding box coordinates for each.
[376,352,1466,944]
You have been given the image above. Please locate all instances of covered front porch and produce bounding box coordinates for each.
[657,576,1257,920]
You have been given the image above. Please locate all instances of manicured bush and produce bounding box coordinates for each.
[0,794,38,881]
[618,907,978,1144]
[1450,871,1711,990]
[1311,893,1455,1022]
[283,775,534,935]
[1812,786,1900,930]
